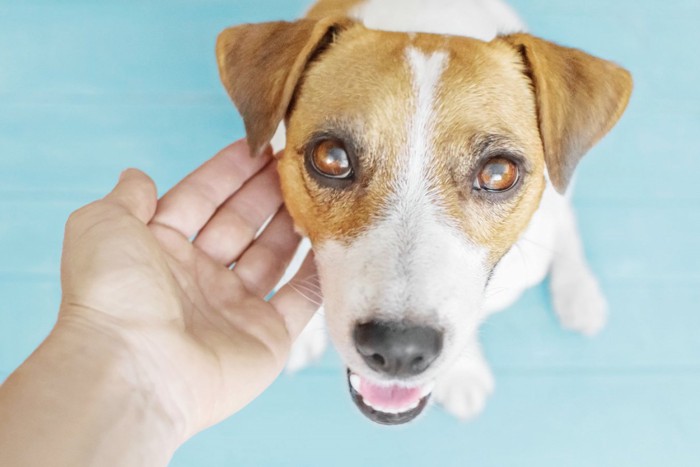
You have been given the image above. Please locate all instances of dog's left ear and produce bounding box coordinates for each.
[216,18,353,156]
[498,34,633,193]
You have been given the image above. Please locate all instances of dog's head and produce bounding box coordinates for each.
[216,19,631,424]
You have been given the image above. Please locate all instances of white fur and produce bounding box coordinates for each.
[548,194,608,336]
[483,184,559,314]
[350,0,525,41]
[433,341,494,420]
[286,0,608,420]
[404,47,447,201]
[286,310,327,373]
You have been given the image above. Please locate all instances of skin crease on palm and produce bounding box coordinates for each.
[0,139,321,466]
[60,139,322,433]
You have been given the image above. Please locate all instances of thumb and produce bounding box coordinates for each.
[104,168,158,223]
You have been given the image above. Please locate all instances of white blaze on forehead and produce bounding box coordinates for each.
[406,47,447,157]
[400,47,448,203]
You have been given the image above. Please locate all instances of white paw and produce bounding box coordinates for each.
[551,268,608,336]
[433,357,495,420]
[286,312,327,373]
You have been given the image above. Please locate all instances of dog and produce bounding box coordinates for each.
[215,0,632,425]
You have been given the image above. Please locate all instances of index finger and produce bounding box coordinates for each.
[150,139,272,237]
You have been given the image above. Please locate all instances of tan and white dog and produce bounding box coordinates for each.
[216,0,632,424]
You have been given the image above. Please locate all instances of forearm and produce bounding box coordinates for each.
[0,320,181,467]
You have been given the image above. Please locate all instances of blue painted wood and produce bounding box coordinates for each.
[170,371,700,467]
[1,0,699,465]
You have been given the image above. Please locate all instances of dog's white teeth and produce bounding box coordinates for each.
[420,381,435,398]
[363,399,379,411]
[365,401,381,412]
[403,399,420,412]
[366,400,419,415]
[349,373,361,392]
[366,401,398,414]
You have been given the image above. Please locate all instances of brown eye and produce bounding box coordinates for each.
[310,139,353,179]
[474,157,519,192]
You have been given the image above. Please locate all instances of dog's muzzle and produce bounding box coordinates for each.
[347,320,442,424]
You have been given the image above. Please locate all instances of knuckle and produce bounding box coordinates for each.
[65,201,100,232]
[66,206,87,229]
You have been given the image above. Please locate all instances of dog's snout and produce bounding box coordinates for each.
[353,321,443,377]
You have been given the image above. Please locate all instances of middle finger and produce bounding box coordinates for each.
[194,161,283,265]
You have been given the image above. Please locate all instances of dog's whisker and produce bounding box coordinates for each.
[512,242,533,276]
[293,274,322,290]
[288,279,319,295]
[288,282,323,306]
[285,273,322,291]
[288,289,323,308]
[484,287,509,299]
[297,272,320,281]
[290,284,322,298]
[294,291,323,305]
[518,236,555,254]
[294,278,322,293]
[516,237,575,273]
[290,280,323,296]
[297,277,321,287]
[520,236,587,264]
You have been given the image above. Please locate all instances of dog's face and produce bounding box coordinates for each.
[279,29,548,422]
[217,19,631,424]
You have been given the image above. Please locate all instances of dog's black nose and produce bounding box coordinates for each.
[353,321,443,377]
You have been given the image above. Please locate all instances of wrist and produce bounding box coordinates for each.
[0,312,185,466]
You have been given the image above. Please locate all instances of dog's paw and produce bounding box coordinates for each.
[286,313,327,373]
[433,357,495,420]
[550,268,608,336]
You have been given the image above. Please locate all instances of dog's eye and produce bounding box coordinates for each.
[310,140,353,179]
[473,157,519,192]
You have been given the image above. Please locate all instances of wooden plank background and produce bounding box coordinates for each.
[1,1,698,465]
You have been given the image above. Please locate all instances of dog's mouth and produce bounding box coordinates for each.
[346,369,433,425]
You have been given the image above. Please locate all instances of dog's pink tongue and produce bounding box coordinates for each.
[359,378,422,410]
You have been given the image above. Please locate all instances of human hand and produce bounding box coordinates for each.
[59,139,319,440]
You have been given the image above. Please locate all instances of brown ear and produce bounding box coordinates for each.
[499,34,632,192]
[216,18,352,156]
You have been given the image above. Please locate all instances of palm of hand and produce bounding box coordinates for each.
[59,142,317,438]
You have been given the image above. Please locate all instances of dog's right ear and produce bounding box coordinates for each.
[216,18,353,156]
